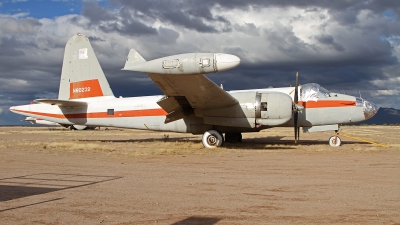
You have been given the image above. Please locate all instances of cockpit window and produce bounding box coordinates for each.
[300,83,330,102]
[319,86,330,96]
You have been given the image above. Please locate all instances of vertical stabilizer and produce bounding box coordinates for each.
[58,34,114,100]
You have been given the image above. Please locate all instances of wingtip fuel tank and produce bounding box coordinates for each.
[122,50,240,75]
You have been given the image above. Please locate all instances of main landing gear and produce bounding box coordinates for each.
[201,130,242,148]
[225,132,242,143]
[202,130,224,148]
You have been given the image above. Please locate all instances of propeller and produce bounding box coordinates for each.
[293,72,303,144]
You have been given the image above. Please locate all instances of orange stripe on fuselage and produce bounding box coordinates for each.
[299,100,356,108]
[70,79,103,99]
[12,108,168,120]
[12,100,355,120]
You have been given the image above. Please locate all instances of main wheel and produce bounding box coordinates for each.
[225,132,242,143]
[70,125,88,130]
[202,130,224,148]
[329,136,341,147]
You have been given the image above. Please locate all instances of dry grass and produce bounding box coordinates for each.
[0,126,398,156]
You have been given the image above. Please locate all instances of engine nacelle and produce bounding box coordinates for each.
[200,91,293,128]
[255,92,293,126]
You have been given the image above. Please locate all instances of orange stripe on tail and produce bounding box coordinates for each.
[69,79,103,99]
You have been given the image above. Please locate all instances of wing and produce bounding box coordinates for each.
[122,49,241,123]
[149,73,238,123]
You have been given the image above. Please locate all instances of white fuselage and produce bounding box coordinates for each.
[10,86,375,134]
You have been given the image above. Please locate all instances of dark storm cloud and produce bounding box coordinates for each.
[157,27,180,45]
[210,0,400,13]
[0,37,26,57]
[314,35,344,52]
[112,0,232,33]
[82,1,116,25]
[82,1,158,36]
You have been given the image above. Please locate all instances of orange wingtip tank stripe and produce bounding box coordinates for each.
[70,79,103,99]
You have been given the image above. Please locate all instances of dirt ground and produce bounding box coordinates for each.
[0,126,399,225]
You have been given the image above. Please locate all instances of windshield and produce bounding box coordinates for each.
[300,83,330,102]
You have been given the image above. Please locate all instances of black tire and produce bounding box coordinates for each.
[225,132,242,143]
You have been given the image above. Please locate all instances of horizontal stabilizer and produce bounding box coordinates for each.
[34,99,87,107]
[123,48,147,70]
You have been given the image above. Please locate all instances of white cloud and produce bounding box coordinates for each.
[372,90,400,96]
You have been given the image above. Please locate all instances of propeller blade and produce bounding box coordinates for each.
[294,111,298,144]
[297,126,300,140]
[294,72,299,144]
[294,72,299,104]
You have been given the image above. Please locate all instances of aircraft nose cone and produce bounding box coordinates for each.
[215,53,240,72]
[363,99,379,119]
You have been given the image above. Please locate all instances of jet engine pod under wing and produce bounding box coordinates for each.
[256,92,293,126]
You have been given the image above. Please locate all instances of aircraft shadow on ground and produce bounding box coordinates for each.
[171,216,221,225]
[79,136,367,150]
[90,137,196,143]
[224,137,366,150]
[0,173,122,203]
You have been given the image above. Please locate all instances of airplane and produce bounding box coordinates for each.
[9,33,379,148]
[24,116,97,130]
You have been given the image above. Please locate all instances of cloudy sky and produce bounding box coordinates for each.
[1,0,399,125]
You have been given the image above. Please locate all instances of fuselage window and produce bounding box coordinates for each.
[107,109,114,115]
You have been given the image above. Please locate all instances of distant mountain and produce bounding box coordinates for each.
[353,107,400,125]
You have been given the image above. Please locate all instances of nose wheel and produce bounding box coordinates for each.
[328,130,341,147]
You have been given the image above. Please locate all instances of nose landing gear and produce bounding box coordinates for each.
[329,130,342,147]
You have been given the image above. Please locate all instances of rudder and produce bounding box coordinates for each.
[58,33,114,100]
